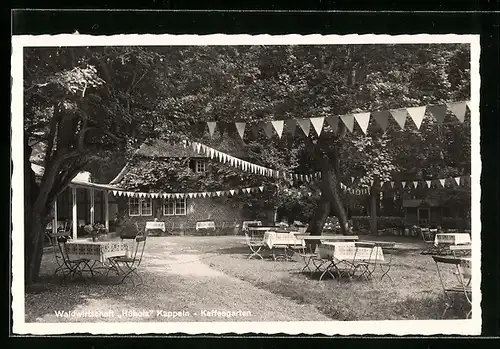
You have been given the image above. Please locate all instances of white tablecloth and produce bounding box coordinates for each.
[263,231,305,249]
[434,233,471,246]
[65,239,132,264]
[318,242,385,262]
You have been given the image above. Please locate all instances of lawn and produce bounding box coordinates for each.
[24,235,470,323]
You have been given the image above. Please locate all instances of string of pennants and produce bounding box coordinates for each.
[187,140,322,182]
[110,185,266,199]
[341,175,471,194]
[204,100,471,139]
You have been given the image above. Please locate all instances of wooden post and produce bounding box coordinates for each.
[53,199,58,235]
[90,188,95,225]
[72,186,77,240]
[104,190,109,231]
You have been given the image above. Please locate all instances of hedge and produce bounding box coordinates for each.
[351,216,406,230]
[441,217,470,229]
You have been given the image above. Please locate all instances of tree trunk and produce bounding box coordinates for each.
[321,154,351,235]
[306,194,331,236]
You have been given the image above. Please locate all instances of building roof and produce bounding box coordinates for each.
[135,138,249,159]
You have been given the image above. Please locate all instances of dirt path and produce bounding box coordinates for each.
[29,237,330,322]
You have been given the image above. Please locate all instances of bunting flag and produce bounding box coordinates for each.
[371,110,390,131]
[109,185,272,199]
[390,109,408,130]
[427,105,448,123]
[439,179,446,187]
[390,181,394,188]
[200,100,467,140]
[286,119,297,136]
[263,123,274,138]
[235,122,246,139]
[310,117,325,136]
[271,120,284,138]
[402,181,407,188]
[407,106,426,129]
[297,119,311,136]
[340,114,355,133]
[454,177,461,186]
[413,181,419,188]
[446,101,467,123]
[353,112,371,134]
[426,180,431,188]
[207,122,217,137]
[325,115,340,134]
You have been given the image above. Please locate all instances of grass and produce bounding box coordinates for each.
[24,235,471,322]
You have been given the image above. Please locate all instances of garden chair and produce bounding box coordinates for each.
[54,235,93,282]
[109,233,148,286]
[374,242,396,282]
[244,232,267,259]
[449,244,472,258]
[432,255,472,319]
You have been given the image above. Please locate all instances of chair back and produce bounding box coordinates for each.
[131,235,148,267]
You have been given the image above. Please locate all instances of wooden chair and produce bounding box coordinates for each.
[432,255,472,319]
[244,232,267,260]
[54,235,93,282]
[109,234,148,286]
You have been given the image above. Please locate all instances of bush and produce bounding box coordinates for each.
[441,217,470,230]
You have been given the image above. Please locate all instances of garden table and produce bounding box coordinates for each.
[263,231,305,261]
[317,242,385,281]
[65,239,133,278]
[434,233,471,246]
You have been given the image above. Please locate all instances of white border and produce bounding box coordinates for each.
[11,34,481,336]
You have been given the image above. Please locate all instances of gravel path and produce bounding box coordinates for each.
[28,237,330,322]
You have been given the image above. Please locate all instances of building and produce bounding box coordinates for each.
[110,139,275,234]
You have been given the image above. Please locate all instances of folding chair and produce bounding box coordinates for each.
[432,255,472,319]
[54,235,94,282]
[109,234,147,286]
[375,242,396,282]
[244,232,267,259]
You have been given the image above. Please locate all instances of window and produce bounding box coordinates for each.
[128,197,152,216]
[194,159,206,173]
[163,198,187,216]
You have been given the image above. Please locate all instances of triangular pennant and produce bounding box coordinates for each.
[216,191,221,197]
[218,123,226,137]
[229,189,235,196]
[370,110,390,131]
[235,122,246,139]
[340,114,355,133]
[286,119,297,136]
[310,117,325,136]
[259,186,264,192]
[407,106,426,129]
[112,190,118,196]
[202,192,207,198]
[353,112,370,134]
[427,105,447,123]
[263,123,274,138]
[446,102,467,123]
[426,180,431,188]
[454,177,461,186]
[390,109,408,130]
[413,181,418,188]
[297,119,311,137]
[351,177,355,183]
[188,193,193,198]
[402,181,407,188]
[439,179,446,187]
[251,124,260,138]
[325,116,339,134]
[271,120,284,139]
[390,181,394,188]
[466,101,471,111]
[370,180,374,188]
[207,122,217,137]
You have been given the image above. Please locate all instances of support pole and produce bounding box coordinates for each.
[104,191,109,231]
[72,187,77,240]
[90,188,95,225]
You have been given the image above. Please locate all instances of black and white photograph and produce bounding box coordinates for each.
[11,34,481,335]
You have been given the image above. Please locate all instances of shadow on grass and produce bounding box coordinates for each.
[393,293,470,320]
